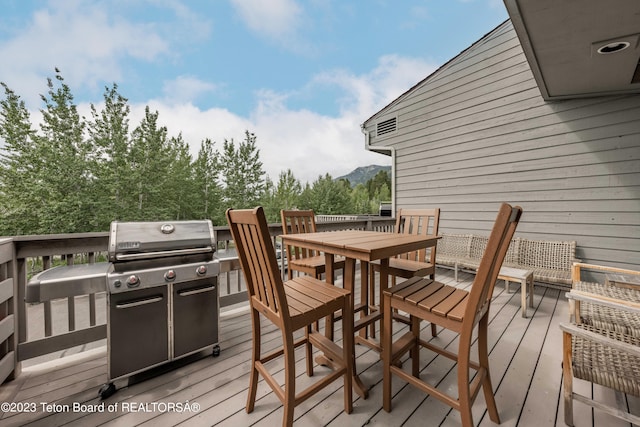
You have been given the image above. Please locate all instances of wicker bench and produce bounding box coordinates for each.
[435,233,579,290]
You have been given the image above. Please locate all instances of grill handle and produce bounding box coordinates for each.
[115,296,163,309]
[114,247,214,261]
[178,285,216,297]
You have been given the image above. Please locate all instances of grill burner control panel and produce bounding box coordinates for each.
[107,260,219,293]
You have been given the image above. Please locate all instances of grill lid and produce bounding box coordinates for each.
[109,220,215,262]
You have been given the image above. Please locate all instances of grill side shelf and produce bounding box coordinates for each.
[26,262,110,303]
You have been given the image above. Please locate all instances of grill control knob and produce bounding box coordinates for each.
[113,280,122,288]
[164,270,176,281]
[196,265,208,276]
[126,275,140,288]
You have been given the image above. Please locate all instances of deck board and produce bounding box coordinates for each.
[1,267,639,426]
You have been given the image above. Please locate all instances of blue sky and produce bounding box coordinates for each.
[0,0,508,184]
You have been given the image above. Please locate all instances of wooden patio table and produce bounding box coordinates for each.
[281,230,439,399]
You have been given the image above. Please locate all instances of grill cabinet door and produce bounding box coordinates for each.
[172,278,219,357]
[108,286,169,379]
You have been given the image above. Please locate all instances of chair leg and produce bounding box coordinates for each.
[368,263,376,338]
[562,331,575,426]
[410,315,420,376]
[457,339,474,427]
[342,296,354,415]
[382,292,393,412]
[246,310,261,413]
[427,273,438,337]
[283,332,296,427]
[305,325,313,376]
[478,315,500,424]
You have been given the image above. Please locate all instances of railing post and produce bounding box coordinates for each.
[0,239,20,383]
[15,255,26,376]
[9,242,20,381]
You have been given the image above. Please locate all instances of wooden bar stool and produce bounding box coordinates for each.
[382,203,522,427]
[227,207,354,427]
[281,209,345,281]
[370,208,440,336]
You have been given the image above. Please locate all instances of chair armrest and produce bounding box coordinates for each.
[560,322,640,357]
[567,289,640,314]
[572,262,640,283]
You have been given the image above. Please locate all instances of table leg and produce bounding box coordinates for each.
[520,278,527,318]
[378,258,389,355]
[528,274,534,308]
[359,261,369,340]
[346,258,368,398]
[318,255,368,399]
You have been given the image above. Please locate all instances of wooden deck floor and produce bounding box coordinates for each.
[1,268,639,427]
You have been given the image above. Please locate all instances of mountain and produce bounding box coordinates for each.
[336,165,391,187]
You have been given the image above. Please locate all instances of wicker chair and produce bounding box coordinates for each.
[561,262,640,425]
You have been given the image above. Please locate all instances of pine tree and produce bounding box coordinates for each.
[220,131,265,210]
[166,134,196,220]
[192,138,223,223]
[87,83,132,227]
[36,71,94,233]
[129,106,171,220]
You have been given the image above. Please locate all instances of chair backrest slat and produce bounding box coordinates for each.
[227,207,288,321]
[281,210,320,260]
[395,208,440,263]
[466,204,522,325]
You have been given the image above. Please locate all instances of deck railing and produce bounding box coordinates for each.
[0,217,395,384]
[0,238,16,384]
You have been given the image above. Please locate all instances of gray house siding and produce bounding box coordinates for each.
[363,21,640,269]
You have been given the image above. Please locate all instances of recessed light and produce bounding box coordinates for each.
[597,41,631,54]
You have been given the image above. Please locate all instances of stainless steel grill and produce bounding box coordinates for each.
[27,220,221,399]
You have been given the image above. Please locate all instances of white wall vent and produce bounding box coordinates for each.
[376,117,397,137]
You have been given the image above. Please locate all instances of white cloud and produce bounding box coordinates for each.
[0,1,169,107]
[0,0,213,108]
[228,0,314,54]
[312,54,437,119]
[162,76,219,104]
[133,55,437,185]
[230,0,303,40]
[125,95,380,185]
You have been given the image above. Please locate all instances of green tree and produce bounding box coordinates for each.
[166,133,196,220]
[261,169,303,222]
[36,71,95,233]
[350,183,370,214]
[192,138,223,224]
[260,176,278,222]
[370,182,391,213]
[0,83,37,235]
[220,131,265,210]
[274,169,302,210]
[87,83,132,227]
[366,170,391,198]
[128,106,171,220]
[306,174,353,215]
